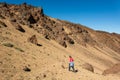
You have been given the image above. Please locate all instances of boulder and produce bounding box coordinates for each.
[82,63,94,72]
[0,21,7,28]
[15,24,25,32]
[28,14,36,24]
[28,35,38,45]
[102,63,120,75]
[23,66,31,72]
[59,41,67,48]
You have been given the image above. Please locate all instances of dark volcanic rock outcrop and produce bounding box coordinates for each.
[15,24,25,32]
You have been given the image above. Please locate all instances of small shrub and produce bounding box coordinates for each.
[23,66,31,72]
[2,43,24,52]
[3,43,14,47]
[14,47,24,52]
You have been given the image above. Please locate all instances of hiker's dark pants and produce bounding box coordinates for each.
[69,63,75,71]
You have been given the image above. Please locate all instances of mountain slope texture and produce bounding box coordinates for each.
[0,3,120,80]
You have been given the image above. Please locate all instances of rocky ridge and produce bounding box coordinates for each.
[0,3,120,52]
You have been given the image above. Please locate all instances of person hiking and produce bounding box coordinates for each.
[69,56,75,72]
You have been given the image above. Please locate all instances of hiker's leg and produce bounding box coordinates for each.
[69,63,70,71]
[72,66,75,72]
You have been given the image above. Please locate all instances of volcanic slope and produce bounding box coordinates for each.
[0,3,120,80]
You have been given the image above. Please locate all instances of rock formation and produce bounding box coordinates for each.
[82,63,94,72]
[28,35,38,45]
[103,63,120,75]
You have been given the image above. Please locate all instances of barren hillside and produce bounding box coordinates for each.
[0,3,120,80]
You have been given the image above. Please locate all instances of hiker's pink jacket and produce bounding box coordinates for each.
[69,58,74,62]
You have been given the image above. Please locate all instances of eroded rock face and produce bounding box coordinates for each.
[0,3,75,48]
[0,2,120,52]
[0,3,104,48]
